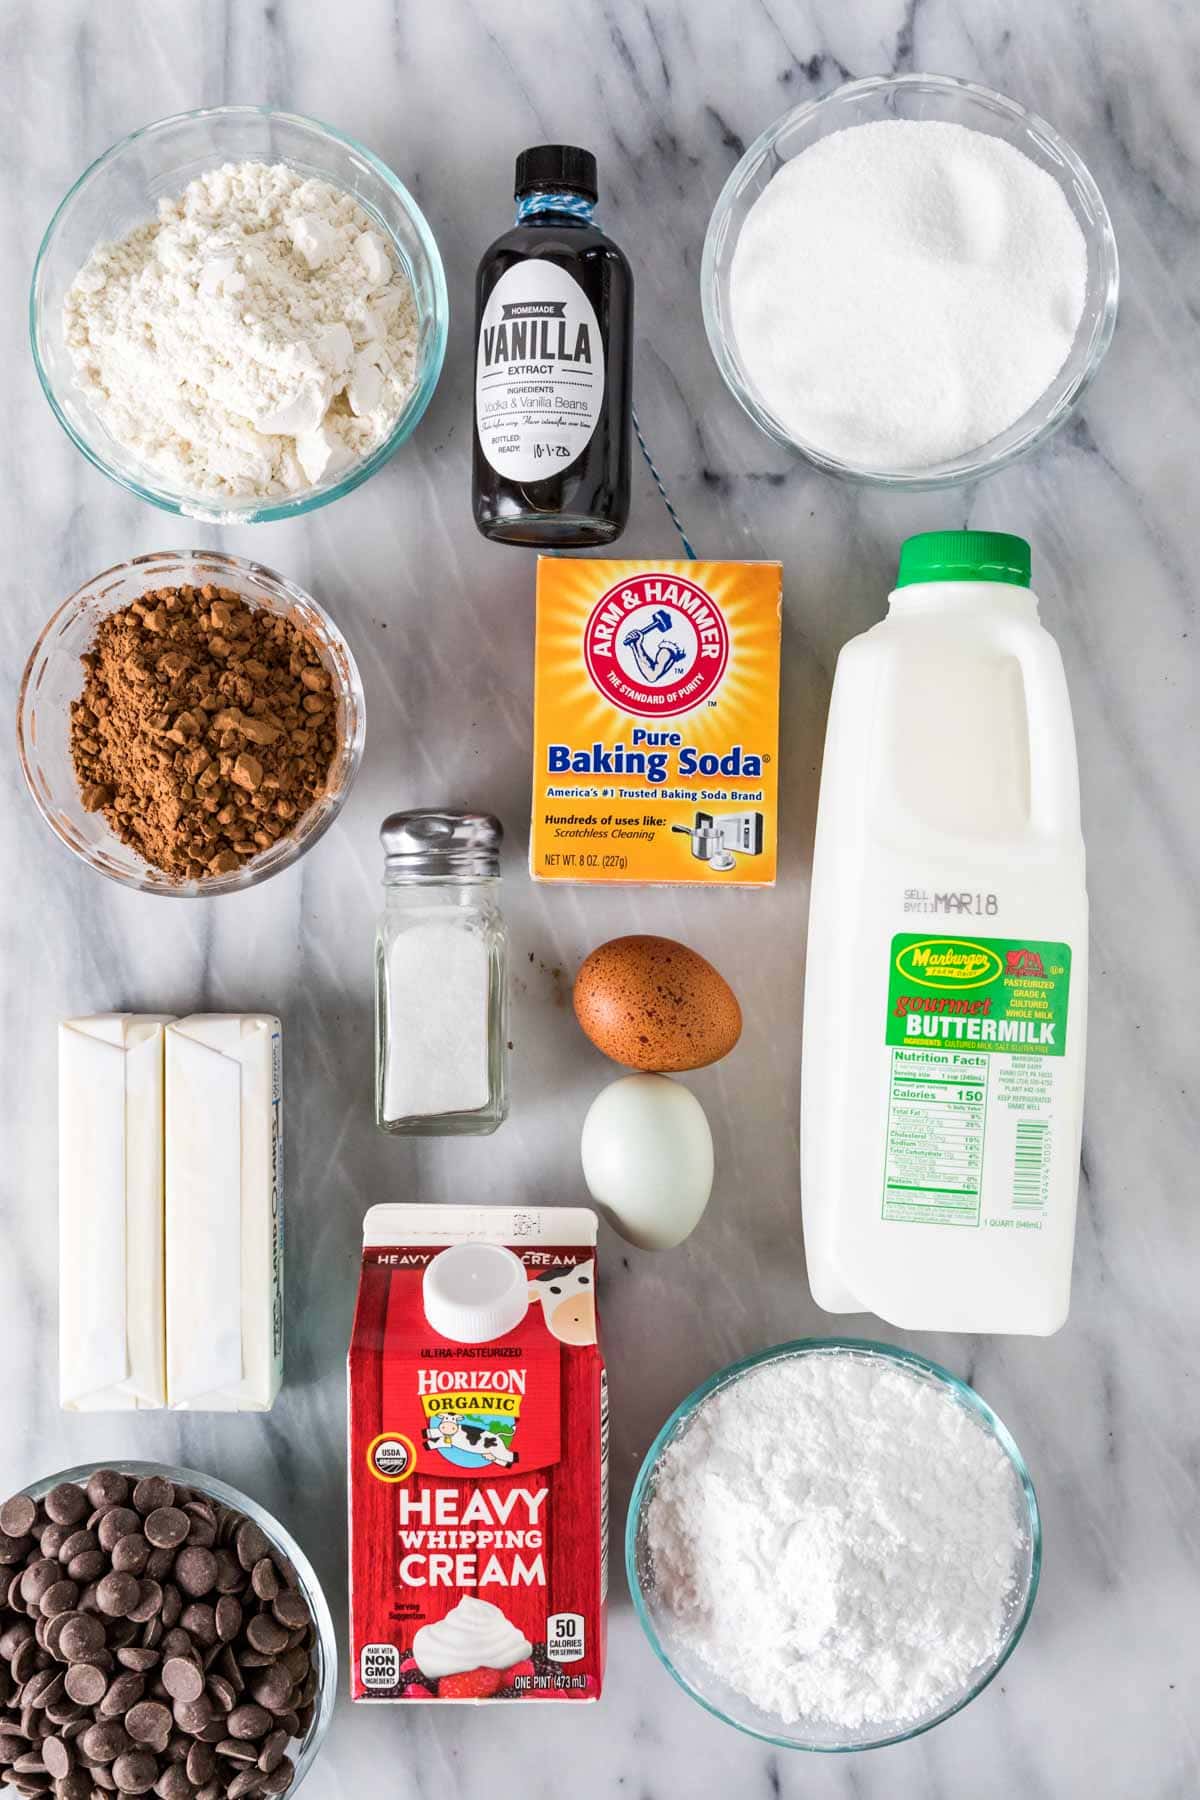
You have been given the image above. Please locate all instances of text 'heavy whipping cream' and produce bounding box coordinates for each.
[349,1206,606,1702]
[801,533,1088,1335]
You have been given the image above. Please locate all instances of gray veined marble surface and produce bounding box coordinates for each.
[1,0,1197,1794]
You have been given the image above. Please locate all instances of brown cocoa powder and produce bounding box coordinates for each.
[70,583,340,880]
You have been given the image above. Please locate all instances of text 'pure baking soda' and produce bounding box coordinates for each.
[802,533,1088,1335]
[531,559,782,884]
[349,1206,606,1702]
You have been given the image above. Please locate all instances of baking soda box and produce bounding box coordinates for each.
[531,558,782,885]
[349,1205,606,1703]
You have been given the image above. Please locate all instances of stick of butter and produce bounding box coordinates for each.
[59,1015,173,1411]
[165,1015,283,1412]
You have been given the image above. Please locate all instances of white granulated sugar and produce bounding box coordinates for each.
[645,1351,1026,1729]
[730,119,1088,469]
[64,161,419,501]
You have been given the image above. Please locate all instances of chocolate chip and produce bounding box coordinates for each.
[244,1618,288,1658]
[115,1650,160,1675]
[99,1674,145,1720]
[111,1747,158,1793]
[173,1550,218,1601]
[63,1665,108,1708]
[41,1735,73,1779]
[143,1513,188,1553]
[161,1661,203,1706]
[126,1583,162,1627]
[0,1496,37,1539]
[124,1702,171,1752]
[41,1580,80,1617]
[81,1721,130,1764]
[213,1598,242,1646]
[86,1474,131,1512]
[228,1771,266,1800]
[21,1558,62,1605]
[130,1482,175,1520]
[247,1669,291,1716]
[97,1513,143,1555]
[157,1764,196,1800]
[96,1573,143,1620]
[266,1592,308,1634]
[111,1538,151,1578]
[248,1562,279,1605]
[67,1551,107,1584]
[171,1694,213,1737]
[234,1527,269,1575]
[59,1615,106,1663]
[255,1730,288,1776]
[225,1707,271,1744]
[45,1487,89,1529]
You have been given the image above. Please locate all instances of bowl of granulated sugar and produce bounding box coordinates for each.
[702,74,1118,487]
[626,1338,1040,1751]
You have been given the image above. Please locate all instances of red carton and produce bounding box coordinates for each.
[348,1205,607,1702]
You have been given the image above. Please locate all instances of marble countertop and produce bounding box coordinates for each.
[2,1,1197,1794]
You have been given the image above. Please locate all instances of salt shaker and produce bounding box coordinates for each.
[375,811,509,1135]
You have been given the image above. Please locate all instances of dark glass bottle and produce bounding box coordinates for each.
[473,145,632,547]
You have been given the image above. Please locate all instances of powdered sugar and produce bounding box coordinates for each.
[63,161,419,503]
[644,1349,1027,1730]
[730,119,1088,469]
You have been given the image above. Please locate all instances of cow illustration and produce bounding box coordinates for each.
[529,1261,596,1345]
[424,1414,517,1467]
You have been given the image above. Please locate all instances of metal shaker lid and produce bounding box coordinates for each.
[380,810,503,879]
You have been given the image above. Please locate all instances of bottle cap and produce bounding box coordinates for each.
[515,145,598,201]
[422,1243,530,1344]
[896,531,1032,589]
[380,811,502,880]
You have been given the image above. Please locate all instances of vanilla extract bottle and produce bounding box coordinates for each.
[473,145,632,546]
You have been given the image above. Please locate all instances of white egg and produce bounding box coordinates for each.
[580,1073,714,1251]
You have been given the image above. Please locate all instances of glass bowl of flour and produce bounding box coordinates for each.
[31,106,448,522]
[702,74,1118,487]
[626,1338,1041,1751]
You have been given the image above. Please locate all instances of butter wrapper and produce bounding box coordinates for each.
[165,1015,283,1411]
[59,1015,173,1411]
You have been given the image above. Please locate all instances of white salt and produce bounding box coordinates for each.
[383,920,491,1120]
[730,118,1089,469]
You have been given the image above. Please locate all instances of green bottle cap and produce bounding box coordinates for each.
[896,531,1032,590]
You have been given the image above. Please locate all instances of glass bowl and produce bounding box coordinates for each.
[701,74,1119,488]
[13,1459,337,1795]
[17,548,366,896]
[626,1337,1041,1752]
[31,105,448,522]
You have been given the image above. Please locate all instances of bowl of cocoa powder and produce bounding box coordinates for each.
[17,550,365,894]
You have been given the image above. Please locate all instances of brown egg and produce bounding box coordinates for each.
[573,935,742,1072]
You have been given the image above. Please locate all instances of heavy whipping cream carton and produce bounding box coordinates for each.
[531,558,782,884]
[349,1206,606,1703]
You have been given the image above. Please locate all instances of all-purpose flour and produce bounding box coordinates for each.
[64,161,419,502]
[730,119,1088,469]
[645,1351,1026,1729]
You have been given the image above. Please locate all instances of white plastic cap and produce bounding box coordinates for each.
[422,1242,530,1344]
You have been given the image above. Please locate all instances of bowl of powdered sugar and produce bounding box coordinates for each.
[627,1338,1040,1751]
[702,74,1118,486]
[32,107,448,521]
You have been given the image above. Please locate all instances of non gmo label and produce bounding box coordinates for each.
[476,261,604,482]
[361,1644,400,1690]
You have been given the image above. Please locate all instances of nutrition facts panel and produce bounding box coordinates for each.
[882,1050,989,1226]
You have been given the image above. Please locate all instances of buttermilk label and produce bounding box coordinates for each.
[475,261,604,484]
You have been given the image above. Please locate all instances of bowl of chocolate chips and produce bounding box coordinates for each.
[17,550,365,895]
[0,1462,336,1798]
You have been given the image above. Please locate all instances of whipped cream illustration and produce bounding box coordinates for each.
[412,1596,532,1680]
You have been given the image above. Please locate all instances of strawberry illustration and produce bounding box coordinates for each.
[503,1658,535,1683]
[402,1681,433,1698]
[438,1667,506,1700]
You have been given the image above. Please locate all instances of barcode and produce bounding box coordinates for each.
[1013,1121,1050,1208]
[599,1370,610,1602]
